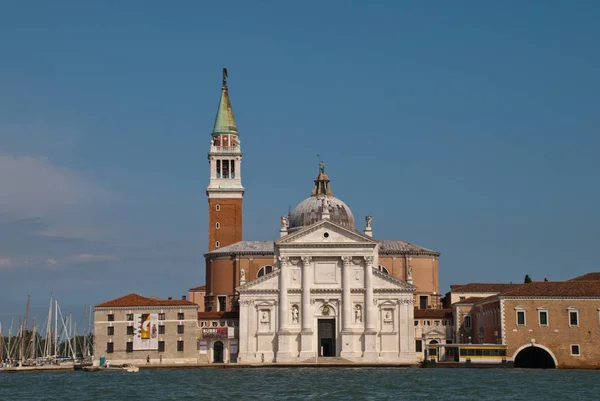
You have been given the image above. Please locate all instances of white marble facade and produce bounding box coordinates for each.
[238,219,416,364]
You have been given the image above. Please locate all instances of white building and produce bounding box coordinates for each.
[237,171,417,364]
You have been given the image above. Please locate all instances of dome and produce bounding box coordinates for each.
[289,195,355,230]
[287,167,355,230]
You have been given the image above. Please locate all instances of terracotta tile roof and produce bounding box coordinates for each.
[198,311,239,319]
[189,285,207,291]
[451,283,522,293]
[498,281,600,297]
[414,309,452,319]
[569,272,600,281]
[453,296,484,305]
[96,293,197,308]
[378,240,440,256]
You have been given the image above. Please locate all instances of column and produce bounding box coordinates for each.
[301,256,312,331]
[364,256,375,331]
[340,256,356,359]
[299,256,314,359]
[363,255,378,361]
[342,256,353,331]
[277,256,292,362]
[278,256,289,331]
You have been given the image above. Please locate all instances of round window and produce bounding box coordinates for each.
[323,232,330,238]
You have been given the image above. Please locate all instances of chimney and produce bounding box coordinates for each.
[182,295,187,301]
[168,296,172,300]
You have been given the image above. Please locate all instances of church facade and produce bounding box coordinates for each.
[201,70,440,364]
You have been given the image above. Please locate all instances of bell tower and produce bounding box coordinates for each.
[206,68,244,251]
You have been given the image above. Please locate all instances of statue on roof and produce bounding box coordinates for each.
[222,67,228,88]
[319,160,325,174]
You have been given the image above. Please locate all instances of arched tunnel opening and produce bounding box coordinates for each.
[514,346,556,369]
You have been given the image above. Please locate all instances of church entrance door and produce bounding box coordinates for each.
[214,341,224,363]
[318,319,336,357]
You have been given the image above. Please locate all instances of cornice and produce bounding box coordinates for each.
[500,296,600,301]
[94,305,198,311]
[278,243,376,249]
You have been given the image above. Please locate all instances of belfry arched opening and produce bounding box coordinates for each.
[514,346,556,369]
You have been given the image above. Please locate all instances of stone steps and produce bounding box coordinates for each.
[300,356,354,364]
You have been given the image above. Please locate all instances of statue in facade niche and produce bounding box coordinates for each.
[408,264,413,277]
[240,267,246,281]
[292,305,299,323]
[354,305,362,323]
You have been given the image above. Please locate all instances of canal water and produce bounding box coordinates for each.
[1,367,599,400]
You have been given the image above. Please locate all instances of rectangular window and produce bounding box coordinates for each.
[218,296,227,312]
[177,324,184,334]
[419,296,428,309]
[231,160,236,178]
[464,315,471,328]
[158,313,165,321]
[107,326,114,336]
[201,321,208,327]
[158,341,165,352]
[107,314,114,322]
[459,296,466,301]
[126,326,134,335]
[126,342,133,353]
[216,160,221,178]
[569,311,579,326]
[126,314,133,321]
[571,344,580,356]
[158,325,165,334]
[517,311,526,326]
[539,311,548,326]
[415,340,423,353]
[212,321,218,327]
[106,342,114,353]
[177,340,184,352]
[177,312,184,320]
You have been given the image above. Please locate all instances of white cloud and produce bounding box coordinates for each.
[0,258,12,267]
[0,154,113,219]
[70,253,119,263]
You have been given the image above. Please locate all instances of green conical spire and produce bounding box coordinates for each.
[212,68,238,136]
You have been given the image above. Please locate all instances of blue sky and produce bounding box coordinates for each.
[1,0,599,329]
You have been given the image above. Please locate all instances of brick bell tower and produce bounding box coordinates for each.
[206,68,244,251]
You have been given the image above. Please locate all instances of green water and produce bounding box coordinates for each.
[1,367,599,400]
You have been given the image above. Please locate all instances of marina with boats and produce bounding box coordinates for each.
[0,294,94,372]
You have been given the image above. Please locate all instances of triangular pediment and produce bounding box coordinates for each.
[423,328,446,337]
[238,269,280,293]
[277,219,377,246]
[372,268,416,292]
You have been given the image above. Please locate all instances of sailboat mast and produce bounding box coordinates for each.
[54,300,58,358]
[45,294,53,358]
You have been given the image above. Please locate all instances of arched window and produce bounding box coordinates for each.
[215,241,220,248]
[378,265,389,274]
[257,265,274,278]
[215,204,221,211]
[215,222,220,229]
